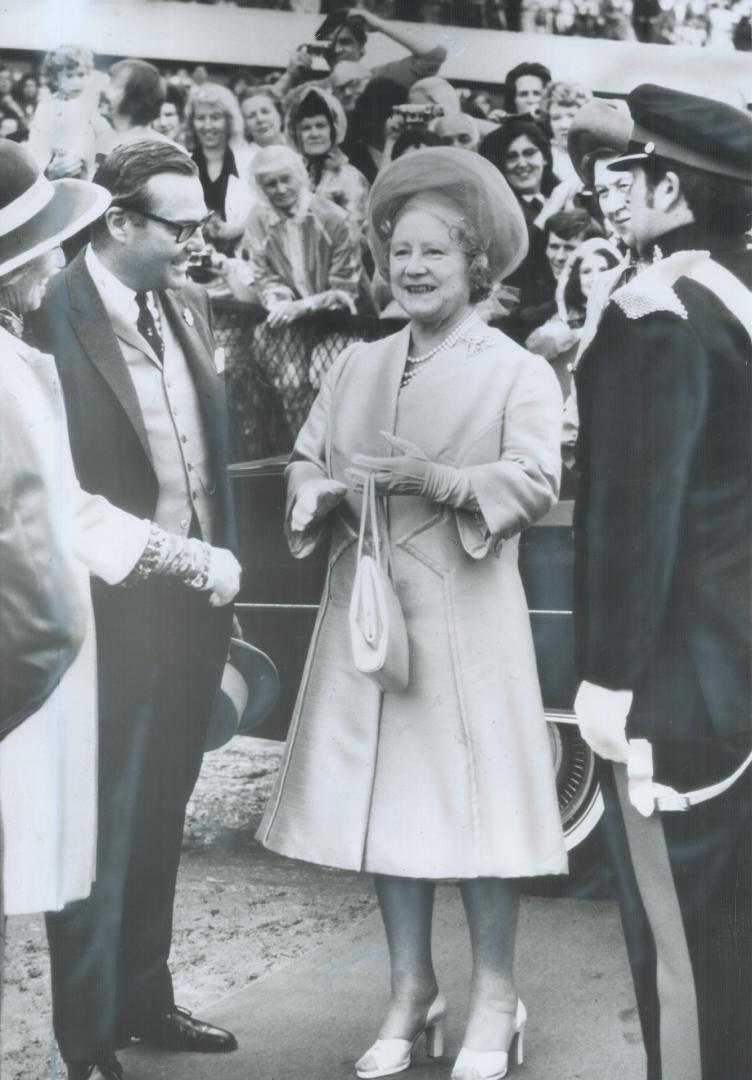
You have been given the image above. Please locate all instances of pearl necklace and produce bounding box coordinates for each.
[401,310,477,388]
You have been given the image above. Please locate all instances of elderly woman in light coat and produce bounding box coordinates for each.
[258,148,567,1080]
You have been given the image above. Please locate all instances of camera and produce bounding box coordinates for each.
[300,41,332,71]
[187,250,219,284]
[303,41,331,57]
[392,104,445,129]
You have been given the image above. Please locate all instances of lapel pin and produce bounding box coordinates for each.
[183,308,194,327]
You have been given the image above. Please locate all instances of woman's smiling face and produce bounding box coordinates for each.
[578,250,610,297]
[242,95,281,145]
[503,134,545,195]
[193,103,228,150]
[389,207,471,330]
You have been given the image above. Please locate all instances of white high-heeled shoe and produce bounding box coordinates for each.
[355,994,447,1079]
[450,999,527,1080]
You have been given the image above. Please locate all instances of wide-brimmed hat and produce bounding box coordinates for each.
[204,638,280,752]
[368,147,528,282]
[567,98,633,186]
[0,139,110,278]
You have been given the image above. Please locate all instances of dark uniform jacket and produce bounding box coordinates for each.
[574,224,751,788]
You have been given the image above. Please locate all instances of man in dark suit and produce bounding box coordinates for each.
[32,140,241,1080]
[573,86,751,1080]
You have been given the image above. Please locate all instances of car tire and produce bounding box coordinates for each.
[546,713,603,852]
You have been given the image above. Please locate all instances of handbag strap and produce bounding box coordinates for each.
[354,470,382,570]
[353,470,398,579]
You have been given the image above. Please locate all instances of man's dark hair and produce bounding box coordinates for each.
[333,13,368,49]
[645,158,752,237]
[580,146,621,191]
[352,77,407,148]
[503,62,551,114]
[163,82,186,120]
[544,208,601,242]
[391,127,442,159]
[110,59,165,127]
[91,140,197,244]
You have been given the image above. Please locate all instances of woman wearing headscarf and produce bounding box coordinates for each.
[257,148,567,1080]
[0,140,240,928]
[285,83,370,242]
[185,82,255,255]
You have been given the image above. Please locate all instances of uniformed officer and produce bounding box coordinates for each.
[573,84,752,1080]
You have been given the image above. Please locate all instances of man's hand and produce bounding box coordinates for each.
[290,479,348,532]
[206,548,242,607]
[574,680,633,762]
[46,152,87,180]
[288,44,314,75]
[347,7,380,30]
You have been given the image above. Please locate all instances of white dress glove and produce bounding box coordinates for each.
[574,680,633,763]
[348,432,475,509]
[290,478,348,533]
[206,548,242,607]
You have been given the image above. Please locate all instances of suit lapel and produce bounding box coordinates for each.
[110,309,162,368]
[66,255,154,466]
[160,289,225,459]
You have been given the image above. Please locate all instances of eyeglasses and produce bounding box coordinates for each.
[113,204,214,243]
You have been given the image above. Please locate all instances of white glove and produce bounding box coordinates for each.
[206,548,242,607]
[574,680,633,763]
[290,478,348,533]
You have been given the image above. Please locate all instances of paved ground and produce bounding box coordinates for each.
[122,888,645,1080]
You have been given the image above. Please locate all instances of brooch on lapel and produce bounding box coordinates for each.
[183,308,194,327]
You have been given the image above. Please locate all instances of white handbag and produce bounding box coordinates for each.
[349,471,409,692]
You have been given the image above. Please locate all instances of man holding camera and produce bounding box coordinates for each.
[276,6,447,97]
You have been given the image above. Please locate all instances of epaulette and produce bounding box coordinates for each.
[611,280,688,321]
[610,249,715,322]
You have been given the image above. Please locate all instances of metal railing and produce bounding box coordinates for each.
[215,298,405,463]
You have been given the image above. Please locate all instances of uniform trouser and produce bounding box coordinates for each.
[45,583,231,1064]
[600,760,751,1080]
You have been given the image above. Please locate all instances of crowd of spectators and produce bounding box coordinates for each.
[166,0,752,46]
[0,16,745,452]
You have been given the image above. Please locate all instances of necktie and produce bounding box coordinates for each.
[135,291,164,363]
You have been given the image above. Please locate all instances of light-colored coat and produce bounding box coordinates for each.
[0,328,147,914]
[258,319,568,879]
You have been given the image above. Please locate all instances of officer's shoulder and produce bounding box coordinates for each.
[610,276,689,323]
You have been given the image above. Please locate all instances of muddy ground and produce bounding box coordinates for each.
[1,738,377,1080]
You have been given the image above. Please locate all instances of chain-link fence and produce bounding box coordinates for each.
[215,298,405,463]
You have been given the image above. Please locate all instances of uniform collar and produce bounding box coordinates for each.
[651,222,748,263]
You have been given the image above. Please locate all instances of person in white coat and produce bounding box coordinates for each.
[0,140,240,1056]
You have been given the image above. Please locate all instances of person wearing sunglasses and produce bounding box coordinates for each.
[30,139,240,1079]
